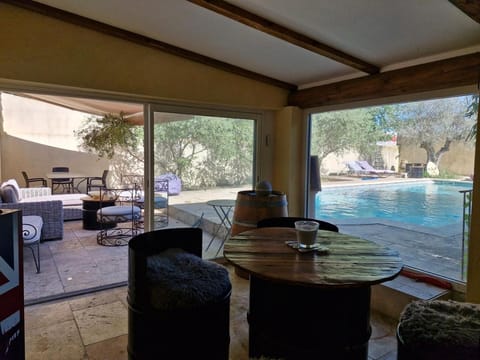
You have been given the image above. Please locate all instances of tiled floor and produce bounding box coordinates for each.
[25,262,398,360]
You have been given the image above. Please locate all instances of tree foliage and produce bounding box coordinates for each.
[385,97,475,166]
[310,107,388,166]
[75,113,141,161]
[76,113,254,189]
[466,95,479,141]
[153,117,253,188]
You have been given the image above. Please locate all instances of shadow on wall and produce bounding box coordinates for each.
[1,134,109,192]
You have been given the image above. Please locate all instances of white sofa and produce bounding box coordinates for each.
[0,185,85,240]
[20,187,85,221]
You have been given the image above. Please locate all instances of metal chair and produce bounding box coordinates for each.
[21,171,47,188]
[51,167,74,194]
[96,185,142,246]
[257,216,339,232]
[87,169,109,193]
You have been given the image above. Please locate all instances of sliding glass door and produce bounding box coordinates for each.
[144,104,258,231]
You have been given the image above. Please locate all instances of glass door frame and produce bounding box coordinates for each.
[143,102,265,231]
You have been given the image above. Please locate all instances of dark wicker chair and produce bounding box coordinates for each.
[257,216,339,232]
[87,169,109,193]
[21,171,47,188]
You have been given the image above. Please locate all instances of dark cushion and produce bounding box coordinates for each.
[1,185,18,203]
[398,300,480,347]
[146,248,231,311]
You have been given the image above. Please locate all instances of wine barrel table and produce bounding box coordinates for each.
[223,227,403,360]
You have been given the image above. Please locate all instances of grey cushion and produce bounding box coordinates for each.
[146,248,231,311]
[2,185,18,203]
[97,205,141,223]
[22,215,43,243]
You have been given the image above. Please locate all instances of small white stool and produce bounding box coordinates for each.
[22,215,43,273]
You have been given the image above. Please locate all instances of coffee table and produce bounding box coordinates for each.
[81,197,116,230]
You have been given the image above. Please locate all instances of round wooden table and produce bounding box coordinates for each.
[224,227,403,359]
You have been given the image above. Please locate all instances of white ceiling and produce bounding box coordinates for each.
[26,0,480,89]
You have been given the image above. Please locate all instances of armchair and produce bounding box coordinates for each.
[87,169,109,193]
[96,186,142,246]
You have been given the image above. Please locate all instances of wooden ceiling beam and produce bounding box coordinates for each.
[188,0,379,75]
[4,0,296,91]
[288,52,480,109]
[449,0,480,24]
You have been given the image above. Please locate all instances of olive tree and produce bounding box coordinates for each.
[386,96,475,167]
[310,107,388,167]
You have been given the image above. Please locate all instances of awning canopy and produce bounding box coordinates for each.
[10,92,145,124]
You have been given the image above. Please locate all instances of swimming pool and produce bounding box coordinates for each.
[315,180,473,228]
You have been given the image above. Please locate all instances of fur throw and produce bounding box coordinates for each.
[399,300,480,347]
[146,248,231,311]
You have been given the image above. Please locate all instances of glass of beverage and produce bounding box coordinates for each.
[294,220,319,248]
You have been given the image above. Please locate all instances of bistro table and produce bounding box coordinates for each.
[223,227,403,359]
[205,199,236,256]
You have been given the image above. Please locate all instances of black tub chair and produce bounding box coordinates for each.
[128,228,232,360]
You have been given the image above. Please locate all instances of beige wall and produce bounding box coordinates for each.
[0,93,109,190]
[0,3,288,110]
[399,142,475,176]
[272,106,305,216]
[2,134,109,192]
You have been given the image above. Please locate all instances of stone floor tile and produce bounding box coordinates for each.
[25,301,73,331]
[25,320,86,360]
[73,300,128,345]
[68,290,121,311]
[85,334,128,360]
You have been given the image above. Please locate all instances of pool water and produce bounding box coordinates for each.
[315,181,472,228]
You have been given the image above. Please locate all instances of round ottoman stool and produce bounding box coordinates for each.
[397,300,480,360]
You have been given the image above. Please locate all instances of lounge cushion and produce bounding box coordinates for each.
[22,215,43,243]
[1,179,22,200]
[154,173,182,195]
[97,205,141,223]
[2,185,19,203]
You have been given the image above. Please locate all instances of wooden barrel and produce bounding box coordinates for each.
[231,190,288,236]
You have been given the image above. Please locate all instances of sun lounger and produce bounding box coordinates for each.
[357,160,395,174]
[346,161,369,176]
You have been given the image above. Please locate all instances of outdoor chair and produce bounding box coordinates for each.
[51,166,74,194]
[345,160,369,176]
[87,169,109,193]
[21,171,47,188]
[96,185,142,246]
[357,160,395,175]
[257,216,339,232]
